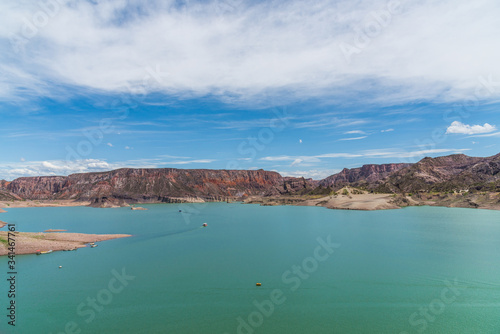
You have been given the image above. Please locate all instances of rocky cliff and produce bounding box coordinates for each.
[2,153,499,206]
[0,180,21,201]
[2,168,301,204]
[382,153,500,193]
[318,163,411,190]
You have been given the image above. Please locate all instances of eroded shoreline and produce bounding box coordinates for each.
[0,232,131,256]
[1,191,500,212]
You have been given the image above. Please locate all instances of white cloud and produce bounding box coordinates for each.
[260,148,471,165]
[468,131,500,138]
[339,136,367,141]
[344,130,366,135]
[446,121,496,135]
[164,159,216,165]
[260,156,296,162]
[1,0,500,104]
[315,153,363,158]
[381,129,394,132]
[107,142,113,147]
[0,156,218,180]
[277,169,341,180]
[0,159,115,180]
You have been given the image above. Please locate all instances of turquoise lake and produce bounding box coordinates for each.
[1,204,500,333]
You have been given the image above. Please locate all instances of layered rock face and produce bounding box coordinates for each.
[3,168,295,203]
[384,154,500,193]
[0,180,21,201]
[318,163,411,189]
[2,153,499,204]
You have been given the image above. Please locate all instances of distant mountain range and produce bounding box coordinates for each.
[318,153,500,194]
[1,153,499,206]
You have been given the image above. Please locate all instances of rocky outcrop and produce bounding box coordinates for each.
[283,177,318,194]
[0,180,22,201]
[318,163,411,190]
[383,154,500,193]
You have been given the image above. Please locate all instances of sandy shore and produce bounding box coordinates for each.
[246,191,405,211]
[0,200,90,208]
[298,193,402,210]
[0,232,131,256]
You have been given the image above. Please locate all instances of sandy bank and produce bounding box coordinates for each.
[299,193,401,210]
[0,232,131,256]
[246,192,402,211]
[0,200,90,208]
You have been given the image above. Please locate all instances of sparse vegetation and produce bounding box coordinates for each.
[342,189,349,196]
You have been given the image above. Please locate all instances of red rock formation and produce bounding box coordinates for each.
[6,168,298,203]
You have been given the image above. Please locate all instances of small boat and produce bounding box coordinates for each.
[90,244,98,248]
[36,250,53,255]
[202,223,208,227]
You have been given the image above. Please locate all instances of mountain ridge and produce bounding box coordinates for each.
[1,153,499,207]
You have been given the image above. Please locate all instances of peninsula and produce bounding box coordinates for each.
[0,231,131,256]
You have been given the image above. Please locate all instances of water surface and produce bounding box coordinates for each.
[1,204,499,333]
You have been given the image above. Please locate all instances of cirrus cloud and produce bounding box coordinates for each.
[1,0,500,105]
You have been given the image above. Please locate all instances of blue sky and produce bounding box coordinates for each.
[1,0,500,180]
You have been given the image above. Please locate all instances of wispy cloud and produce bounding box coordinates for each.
[469,131,500,138]
[260,148,471,165]
[339,136,367,141]
[0,156,218,180]
[344,130,366,135]
[276,169,342,180]
[2,0,500,104]
[0,159,116,180]
[162,159,216,165]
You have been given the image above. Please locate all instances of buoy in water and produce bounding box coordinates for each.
[202,223,208,227]
[256,283,262,286]
[59,266,62,269]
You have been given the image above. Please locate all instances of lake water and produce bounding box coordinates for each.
[1,204,500,334]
